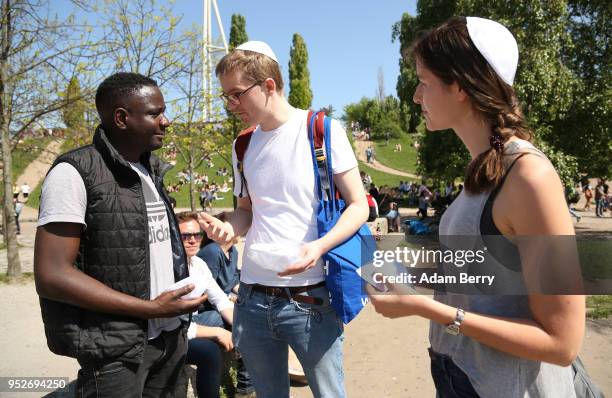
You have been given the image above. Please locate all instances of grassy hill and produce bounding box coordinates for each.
[0,136,54,200]
[372,134,418,174]
[27,145,235,210]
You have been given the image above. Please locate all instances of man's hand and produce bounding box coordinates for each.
[212,327,234,351]
[148,284,208,318]
[198,212,234,245]
[278,240,325,277]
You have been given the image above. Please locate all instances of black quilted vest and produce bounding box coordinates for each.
[39,127,189,364]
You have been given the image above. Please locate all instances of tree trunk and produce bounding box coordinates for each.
[188,158,195,212]
[0,0,22,278]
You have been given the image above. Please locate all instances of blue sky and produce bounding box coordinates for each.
[52,0,417,117]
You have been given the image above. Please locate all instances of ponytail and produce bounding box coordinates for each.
[464,104,531,194]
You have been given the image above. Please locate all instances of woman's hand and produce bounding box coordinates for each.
[366,283,429,319]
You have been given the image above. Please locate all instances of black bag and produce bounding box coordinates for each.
[572,356,605,398]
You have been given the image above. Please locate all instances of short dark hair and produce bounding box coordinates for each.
[95,72,158,120]
[176,211,199,224]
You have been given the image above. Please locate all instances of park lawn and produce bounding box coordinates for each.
[27,146,235,211]
[373,134,418,174]
[161,150,234,210]
[587,295,612,319]
[358,161,417,188]
[578,239,612,280]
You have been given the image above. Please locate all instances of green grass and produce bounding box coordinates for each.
[161,151,234,209]
[26,145,235,210]
[587,295,612,319]
[359,161,417,188]
[1,137,53,199]
[372,135,418,174]
[578,239,612,280]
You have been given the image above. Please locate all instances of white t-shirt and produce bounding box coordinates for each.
[38,161,180,339]
[21,184,30,194]
[232,108,358,286]
[186,256,233,340]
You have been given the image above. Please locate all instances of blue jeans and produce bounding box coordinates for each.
[595,198,605,217]
[233,283,345,398]
[429,348,479,398]
[186,310,253,397]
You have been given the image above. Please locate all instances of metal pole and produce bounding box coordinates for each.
[202,0,228,122]
[203,0,208,121]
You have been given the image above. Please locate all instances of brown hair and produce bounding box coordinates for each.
[175,211,200,224]
[410,17,531,194]
[216,50,284,92]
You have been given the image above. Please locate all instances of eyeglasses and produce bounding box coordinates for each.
[220,81,262,105]
[180,232,204,241]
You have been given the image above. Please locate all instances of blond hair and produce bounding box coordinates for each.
[216,50,284,92]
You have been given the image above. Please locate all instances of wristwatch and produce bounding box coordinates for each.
[445,308,465,335]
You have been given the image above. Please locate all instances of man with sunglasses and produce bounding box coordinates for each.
[175,211,244,398]
[34,72,207,397]
[198,41,369,398]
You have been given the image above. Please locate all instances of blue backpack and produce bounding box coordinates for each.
[307,111,375,323]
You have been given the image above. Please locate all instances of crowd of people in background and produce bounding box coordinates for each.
[362,169,610,236]
[361,171,469,233]
[566,178,611,221]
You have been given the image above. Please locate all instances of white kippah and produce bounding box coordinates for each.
[466,17,518,86]
[235,41,278,63]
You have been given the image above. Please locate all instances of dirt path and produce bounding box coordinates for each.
[15,139,64,198]
[0,281,609,398]
[354,139,420,179]
[1,208,610,397]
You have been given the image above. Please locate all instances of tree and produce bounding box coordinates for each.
[226,13,249,138]
[393,0,588,183]
[343,96,403,140]
[1,0,99,278]
[166,29,228,211]
[228,13,248,50]
[392,1,456,134]
[552,0,611,177]
[62,76,90,148]
[288,33,312,109]
[99,0,186,87]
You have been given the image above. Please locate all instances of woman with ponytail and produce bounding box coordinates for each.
[368,17,585,397]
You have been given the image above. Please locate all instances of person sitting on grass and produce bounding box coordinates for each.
[196,212,255,398]
[177,212,247,398]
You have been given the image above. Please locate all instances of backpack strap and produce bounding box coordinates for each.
[308,111,338,201]
[234,126,256,199]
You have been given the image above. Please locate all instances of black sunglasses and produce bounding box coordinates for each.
[180,232,205,241]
